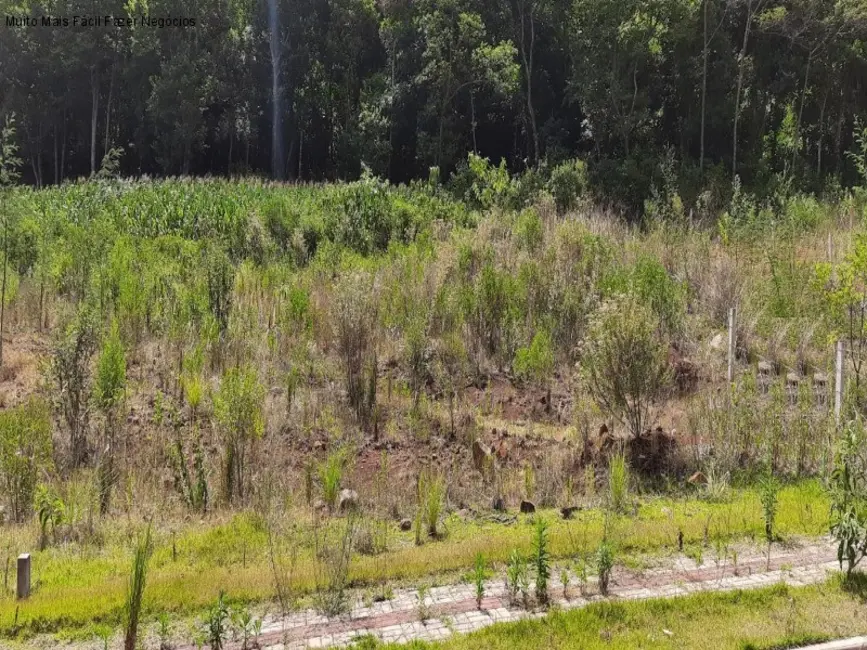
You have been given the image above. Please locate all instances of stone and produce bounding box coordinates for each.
[399,519,412,531]
[710,333,725,351]
[520,500,536,514]
[472,440,492,471]
[687,471,707,486]
[338,489,359,513]
[492,496,506,512]
[560,505,581,520]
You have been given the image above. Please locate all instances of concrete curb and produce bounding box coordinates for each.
[797,638,867,650]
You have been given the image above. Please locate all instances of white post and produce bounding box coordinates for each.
[835,339,844,427]
[727,307,737,384]
[16,553,30,600]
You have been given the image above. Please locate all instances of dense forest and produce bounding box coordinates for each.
[1,0,867,207]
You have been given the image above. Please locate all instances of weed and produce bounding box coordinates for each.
[533,518,550,605]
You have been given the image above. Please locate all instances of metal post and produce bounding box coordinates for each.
[16,553,30,600]
[727,307,737,384]
[835,340,844,427]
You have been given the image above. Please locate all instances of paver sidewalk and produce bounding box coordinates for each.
[182,541,840,650]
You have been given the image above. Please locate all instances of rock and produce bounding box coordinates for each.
[472,440,492,471]
[492,496,506,512]
[687,471,708,486]
[710,333,725,351]
[313,499,328,514]
[520,500,536,514]
[560,505,581,520]
[399,518,412,531]
[337,489,359,513]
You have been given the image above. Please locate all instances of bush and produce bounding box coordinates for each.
[50,308,98,467]
[212,366,265,503]
[547,159,587,215]
[829,420,867,577]
[0,399,52,522]
[532,518,550,605]
[582,294,671,437]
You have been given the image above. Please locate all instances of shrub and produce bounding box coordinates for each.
[50,308,98,467]
[513,328,554,406]
[34,484,65,550]
[418,470,445,538]
[829,420,867,577]
[582,294,671,437]
[332,273,379,429]
[547,159,587,215]
[93,322,126,514]
[212,366,265,503]
[0,399,52,522]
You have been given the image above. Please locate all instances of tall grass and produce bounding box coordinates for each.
[608,451,629,514]
[124,525,153,650]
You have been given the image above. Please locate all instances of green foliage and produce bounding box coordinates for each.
[506,549,530,607]
[0,114,21,187]
[513,328,554,388]
[124,525,153,650]
[34,484,65,550]
[319,448,347,512]
[829,420,867,577]
[203,592,230,650]
[608,451,630,514]
[418,470,446,538]
[212,366,265,502]
[532,518,550,605]
[596,539,614,595]
[547,160,588,215]
[49,308,99,467]
[582,294,671,437]
[472,552,487,609]
[0,399,52,522]
[169,431,209,513]
[93,322,127,413]
[760,473,780,544]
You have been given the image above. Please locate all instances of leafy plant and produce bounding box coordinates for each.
[0,399,52,522]
[472,552,487,609]
[204,592,230,650]
[759,472,780,543]
[34,484,65,550]
[829,420,867,577]
[212,365,265,503]
[547,159,587,215]
[532,518,550,605]
[596,540,614,595]
[582,294,671,438]
[505,549,528,606]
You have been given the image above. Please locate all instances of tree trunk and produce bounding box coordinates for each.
[0,213,7,368]
[700,0,709,175]
[90,67,99,176]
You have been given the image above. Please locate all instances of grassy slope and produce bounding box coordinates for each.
[388,580,867,650]
[0,482,828,636]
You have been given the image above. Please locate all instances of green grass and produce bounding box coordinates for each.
[386,578,867,649]
[0,481,830,638]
